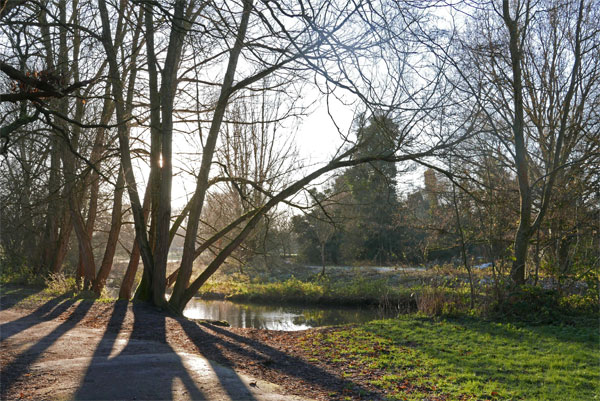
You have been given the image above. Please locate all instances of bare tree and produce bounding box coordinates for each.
[437,0,599,283]
[1,0,470,316]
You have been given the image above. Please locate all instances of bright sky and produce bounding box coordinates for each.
[133,89,426,211]
[130,91,357,209]
[295,96,355,163]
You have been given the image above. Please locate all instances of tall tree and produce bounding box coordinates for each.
[440,0,599,283]
[338,115,402,264]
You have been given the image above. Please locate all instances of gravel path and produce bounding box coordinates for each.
[0,290,382,400]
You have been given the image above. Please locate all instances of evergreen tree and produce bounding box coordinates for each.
[337,115,401,264]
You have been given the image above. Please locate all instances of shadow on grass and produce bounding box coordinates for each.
[449,314,599,346]
[0,285,43,310]
[364,315,598,399]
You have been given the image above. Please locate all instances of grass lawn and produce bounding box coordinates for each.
[300,315,599,400]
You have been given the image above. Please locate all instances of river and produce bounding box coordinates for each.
[182,298,397,331]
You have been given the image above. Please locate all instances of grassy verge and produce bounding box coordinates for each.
[0,282,114,310]
[199,275,423,308]
[197,271,477,312]
[300,315,599,400]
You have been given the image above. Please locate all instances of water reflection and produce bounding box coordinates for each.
[183,299,396,331]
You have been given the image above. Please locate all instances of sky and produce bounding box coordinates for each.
[159,93,424,210]
[181,100,353,207]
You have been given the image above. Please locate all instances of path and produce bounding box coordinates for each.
[0,308,308,401]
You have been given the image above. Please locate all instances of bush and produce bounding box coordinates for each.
[416,287,467,316]
[0,261,44,286]
[489,285,598,324]
[44,273,77,295]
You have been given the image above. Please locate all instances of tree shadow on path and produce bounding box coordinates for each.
[74,302,257,400]
[0,294,75,341]
[0,299,94,398]
[2,296,378,400]
[176,318,380,399]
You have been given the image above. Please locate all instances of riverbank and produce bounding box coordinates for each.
[2,284,597,400]
[195,264,597,323]
[196,264,470,309]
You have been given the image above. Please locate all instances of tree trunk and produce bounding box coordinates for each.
[36,4,60,274]
[503,0,530,285]
[120,242,141,300]
[169,0,254,310]
[320,242,326,276]
[120,185,151,300]
[92,168,125,296]
[39,140,61,273]
[98,0,155,302]
[50,208,72,274]
[533,228,541,286]
[451,180,474,309]
[70,205,96,289]
[511,221,530,284]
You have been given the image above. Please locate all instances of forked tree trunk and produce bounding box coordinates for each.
[503,0,584,285]
[53,0,97,289]
[151,0,188,307]
[78,87,113,288]
[99,0,156,302]
[134,1,162,302]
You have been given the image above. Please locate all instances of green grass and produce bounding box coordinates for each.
[0,282,115,310]
[198,275,426,309]
[300,315,600,400]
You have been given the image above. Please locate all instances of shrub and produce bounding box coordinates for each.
[44,273,77,295]
[489,285,598,324]
[415,287,467,316]
[0,261,44,286]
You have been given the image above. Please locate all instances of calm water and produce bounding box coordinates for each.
[183,299,397,331]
